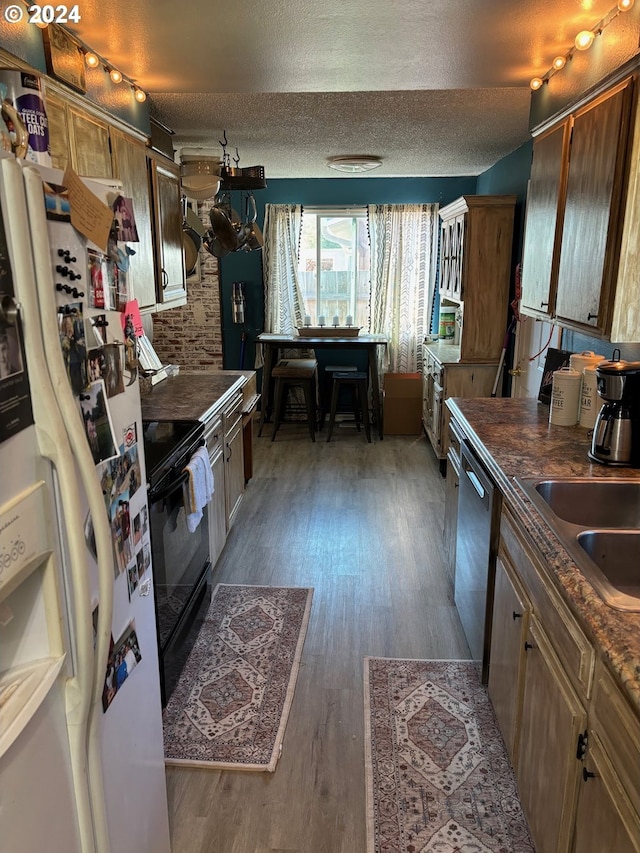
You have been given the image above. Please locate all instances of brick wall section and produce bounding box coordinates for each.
[151,202,224,371]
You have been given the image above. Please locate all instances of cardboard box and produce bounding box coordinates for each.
[383,373,422,435]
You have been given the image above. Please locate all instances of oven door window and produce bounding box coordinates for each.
[149,476,210,649]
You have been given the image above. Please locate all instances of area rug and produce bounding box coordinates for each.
[163,584,313,772]
[364,658,535,852]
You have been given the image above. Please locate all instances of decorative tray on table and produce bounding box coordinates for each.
[297,327,361,338]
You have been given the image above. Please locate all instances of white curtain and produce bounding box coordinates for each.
[260,204,311,415]
[262,203,304,334]
[368,203,439,373]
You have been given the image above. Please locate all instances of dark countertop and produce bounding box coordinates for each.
[446,396,640,714]
[140,371,248,423]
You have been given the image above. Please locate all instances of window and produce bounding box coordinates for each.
[298,209,369,327]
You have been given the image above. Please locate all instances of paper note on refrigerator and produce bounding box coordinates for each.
[62,165,113,251]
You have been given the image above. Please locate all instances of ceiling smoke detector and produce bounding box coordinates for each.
[327,155,383,173]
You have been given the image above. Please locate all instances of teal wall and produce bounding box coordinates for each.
[220,175,480,370]
[220,151,535,373]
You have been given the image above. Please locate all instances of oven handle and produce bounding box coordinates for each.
[148,470,189,505]
[147,438,206,505]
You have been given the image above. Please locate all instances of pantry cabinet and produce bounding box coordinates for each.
[521,75,640,341]
[438,195,515,363]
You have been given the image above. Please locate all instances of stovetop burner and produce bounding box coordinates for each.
[142,419,204,490]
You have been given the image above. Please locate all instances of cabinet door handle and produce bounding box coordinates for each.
[524,641,534,651]
[512,610,522,620]
[587,312,597,321]
[540,301,548,308]
[162,269,169,290]
[582,767,596,782]
[576,729,588,760]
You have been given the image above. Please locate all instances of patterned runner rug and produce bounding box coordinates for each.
[163,584,313,772]
[364,658,535,852]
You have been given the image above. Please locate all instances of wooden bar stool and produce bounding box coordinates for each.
[271,358,318,442]
[320,364,357,429]
[326,371,371,443]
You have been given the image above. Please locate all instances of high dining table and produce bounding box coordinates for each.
[256,332,388,439]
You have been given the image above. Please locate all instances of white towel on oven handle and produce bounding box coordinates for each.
[183,446,214,533]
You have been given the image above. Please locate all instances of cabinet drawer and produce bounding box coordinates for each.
[591,660,640,816]
[448,417,464,467]
[500,509,595,699]
[203,414,223,456]
[224,391,243,417]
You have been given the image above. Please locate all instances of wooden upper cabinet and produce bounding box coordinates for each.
[520,119,571,319]
[611,79,640,343]
[110,129,156,310]
[43,90,70,172]
[66,104,113,179]
[554,78,634,334]
[149,154,186,308]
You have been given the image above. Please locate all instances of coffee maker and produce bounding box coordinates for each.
[589,351,640,467]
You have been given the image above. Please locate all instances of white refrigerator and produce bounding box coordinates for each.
[0,153,171,853]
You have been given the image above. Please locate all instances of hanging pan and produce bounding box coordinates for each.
[203,228,231,259]
[209,205,239,252]
[182,206,204,275]
[245,194,264,251]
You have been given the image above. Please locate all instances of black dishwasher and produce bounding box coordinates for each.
[454,440,502,683]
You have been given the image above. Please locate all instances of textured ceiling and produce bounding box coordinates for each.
[68,0,619,177]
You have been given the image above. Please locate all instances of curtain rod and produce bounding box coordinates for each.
[302,206,367,215]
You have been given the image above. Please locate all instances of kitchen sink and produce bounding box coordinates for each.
[577,531,640,599]
[516,477,640,612]
[532,479,640,528]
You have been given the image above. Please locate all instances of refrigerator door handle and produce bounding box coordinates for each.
[23,163,114,853]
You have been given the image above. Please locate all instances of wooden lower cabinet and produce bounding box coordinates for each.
[487,553,529,763]
[516,617,586,853]
[209,442,227,567]
[442,448,459,583]
[423,343,497,466]
[487,506,640,853]
[203,414,227,568]
[573,732,640,853]
[224,394,245,529]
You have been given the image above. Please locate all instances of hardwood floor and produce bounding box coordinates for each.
[166,427,471,852]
